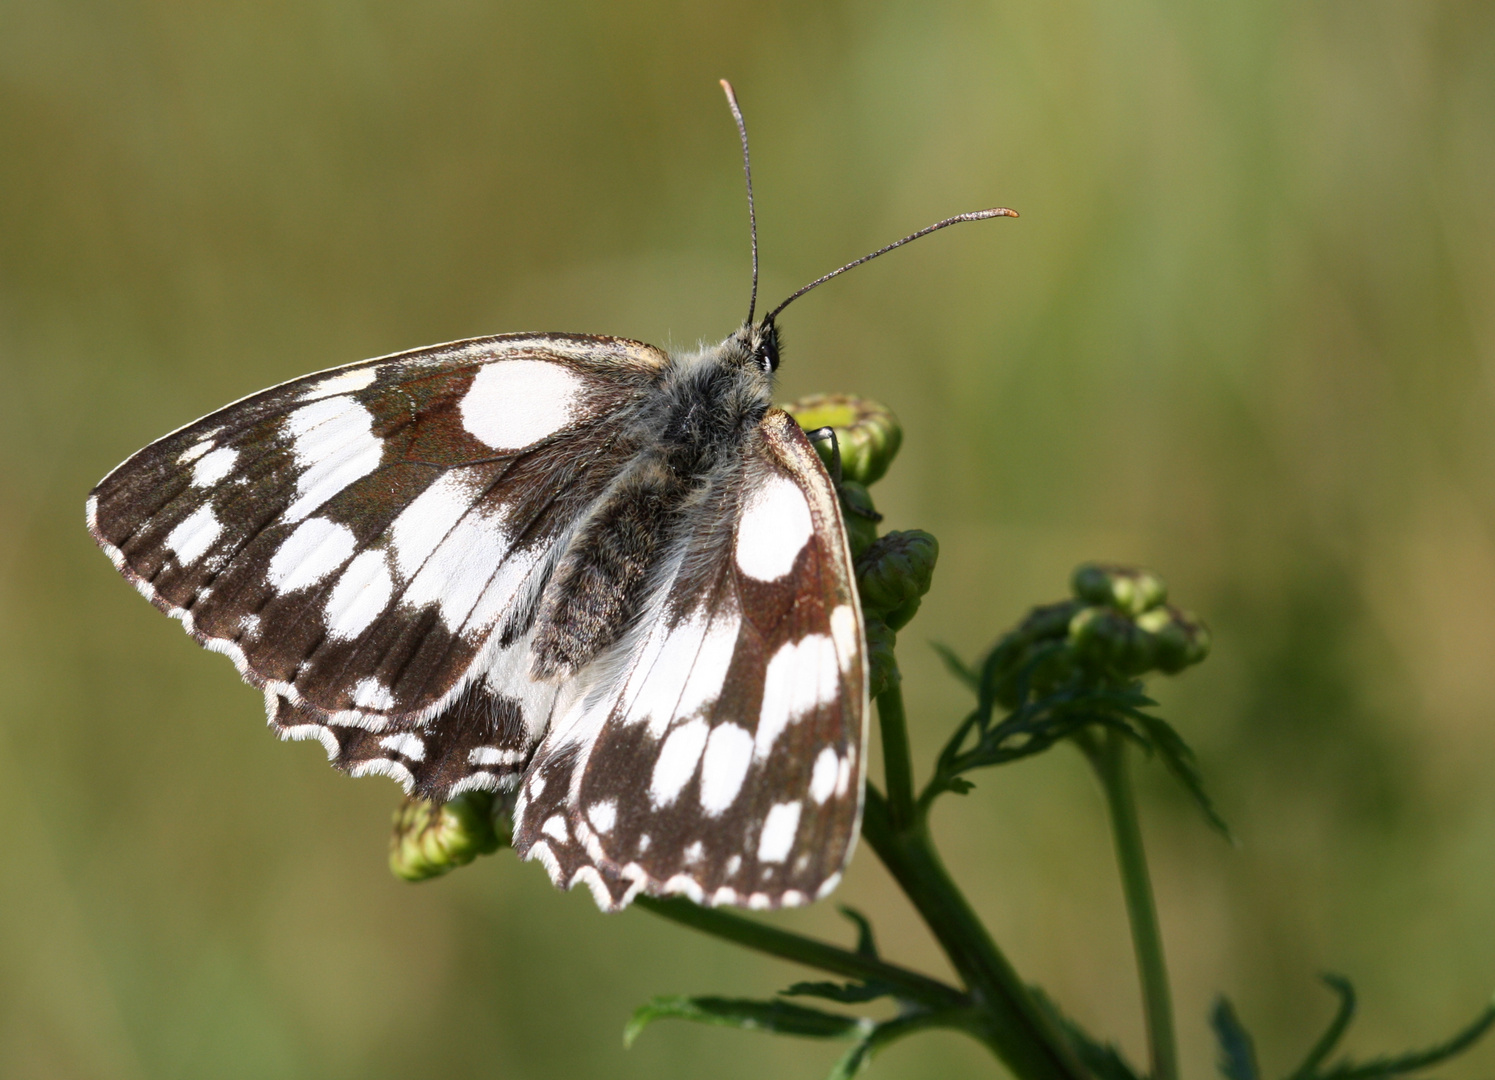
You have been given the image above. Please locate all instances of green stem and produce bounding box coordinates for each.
[861,786,1090,1080]
[634,895,967,1014]
[1081,728,1178,1080]
[877,679,917,830]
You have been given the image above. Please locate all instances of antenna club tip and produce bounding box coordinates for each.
[720,78,737,98]
[982,207,1019,219]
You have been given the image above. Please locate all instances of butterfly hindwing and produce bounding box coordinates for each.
[512,408,868,910]
[88,334,666,745]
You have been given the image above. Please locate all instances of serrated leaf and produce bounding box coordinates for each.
[624,996,869,1047]
[1029,986,1142,1080]
[783,980,897,1004]
[1315,995,1495,1080]
[1128,711,1234,840]
[837,905,879,959]
[1212,998,1261,1080]
[932,642,980,693]
[1288,975,1357,1080]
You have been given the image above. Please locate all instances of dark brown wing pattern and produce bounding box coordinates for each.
[512,409,867,910]
[88,334,666,794]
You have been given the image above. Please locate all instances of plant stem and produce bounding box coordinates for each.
[634,895,967,1013]
[877,678,917,830]
[1082,728,1178,1080]
[861,786,1090,1080]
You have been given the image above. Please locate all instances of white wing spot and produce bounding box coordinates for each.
[165,504,223,565]
[735,473,813,581]
[624,607,709,738]
[283,397,384,522]
[587,800,617,835]
[724,854,742,877]
[756,634,840,759]
[178,439,214,465]
[757,801,802,864]
[637,834,651,853]
[324,549,394,639]
[352,677,395,711]
[298,366,377,401]
[191,446,239,488]
[379,733,425,761]
[268,517,356,592]
[698,723,754,815]
[390,473,474,578]
[836,753,853,797]
[675,610,741,720]
[809,747,839,804]
[684,840,704,865]
[541,815,569,843]
[649,718,709,808]
[402,508,511,631]
[829,604,859,673]
[461,360,584,450]
[469,746,525,767]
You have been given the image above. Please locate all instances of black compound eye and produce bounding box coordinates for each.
[755,327,780,373]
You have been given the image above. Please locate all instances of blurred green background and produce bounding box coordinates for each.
[3,1,1494,1077]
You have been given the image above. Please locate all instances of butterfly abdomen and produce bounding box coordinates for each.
[530,456,694,678]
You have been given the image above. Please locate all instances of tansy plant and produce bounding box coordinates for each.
[389,395,1495,1080]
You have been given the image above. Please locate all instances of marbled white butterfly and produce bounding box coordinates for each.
[86,82,1012,912]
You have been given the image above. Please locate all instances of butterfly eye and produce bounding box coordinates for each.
[755,326,780,373]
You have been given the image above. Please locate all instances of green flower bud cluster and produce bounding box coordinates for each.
[855,530,938,697]
[987,564,1210,707]
[389,790,508,882]
[781,394,902,486]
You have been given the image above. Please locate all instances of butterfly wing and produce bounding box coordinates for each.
[89,333,667,794]
[512,408,868,910]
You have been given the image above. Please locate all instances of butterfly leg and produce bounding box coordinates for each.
[806,426,882,522]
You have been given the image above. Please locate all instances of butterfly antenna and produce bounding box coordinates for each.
[764,207,1018,324]
[720,79,760,326]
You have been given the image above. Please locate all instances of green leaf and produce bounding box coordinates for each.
[838,905,879,959]
[782,980,897,1004]
[824,1011,973,1080]
[624,996,869,1048]
[1029,986,1142,1080]
[1127,710,1234,841]
[1288,975,1357,1080]
[1315,995,1495,1080]
[828,1036,877,1080]
[932,642,980,692]
[1211,998,1261,1080]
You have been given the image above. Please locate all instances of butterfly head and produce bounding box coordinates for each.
[748,318,780,374]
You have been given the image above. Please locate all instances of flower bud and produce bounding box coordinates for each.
[856,530,938,631]
[1136,605,1211,673]
[783,394,903,486]
[1068,605,1156,676]
[1070,563,1168,617]
[390,790,506,882]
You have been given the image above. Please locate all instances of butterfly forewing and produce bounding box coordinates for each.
[512,409,867,910]
[88,334,666,740]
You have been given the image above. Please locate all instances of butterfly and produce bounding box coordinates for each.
[86,81,1013,912]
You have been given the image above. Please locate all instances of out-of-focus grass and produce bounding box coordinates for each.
[2,2,1493,1078]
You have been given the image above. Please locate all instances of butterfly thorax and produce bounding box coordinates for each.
[529,326,776,680]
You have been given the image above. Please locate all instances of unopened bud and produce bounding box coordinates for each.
[783,394,903,486]
[1071,563,1168,617]
[390,790,506,882]
[856,531,938,631]
[1068,605,1156,676]
[1136,605,1211,673]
